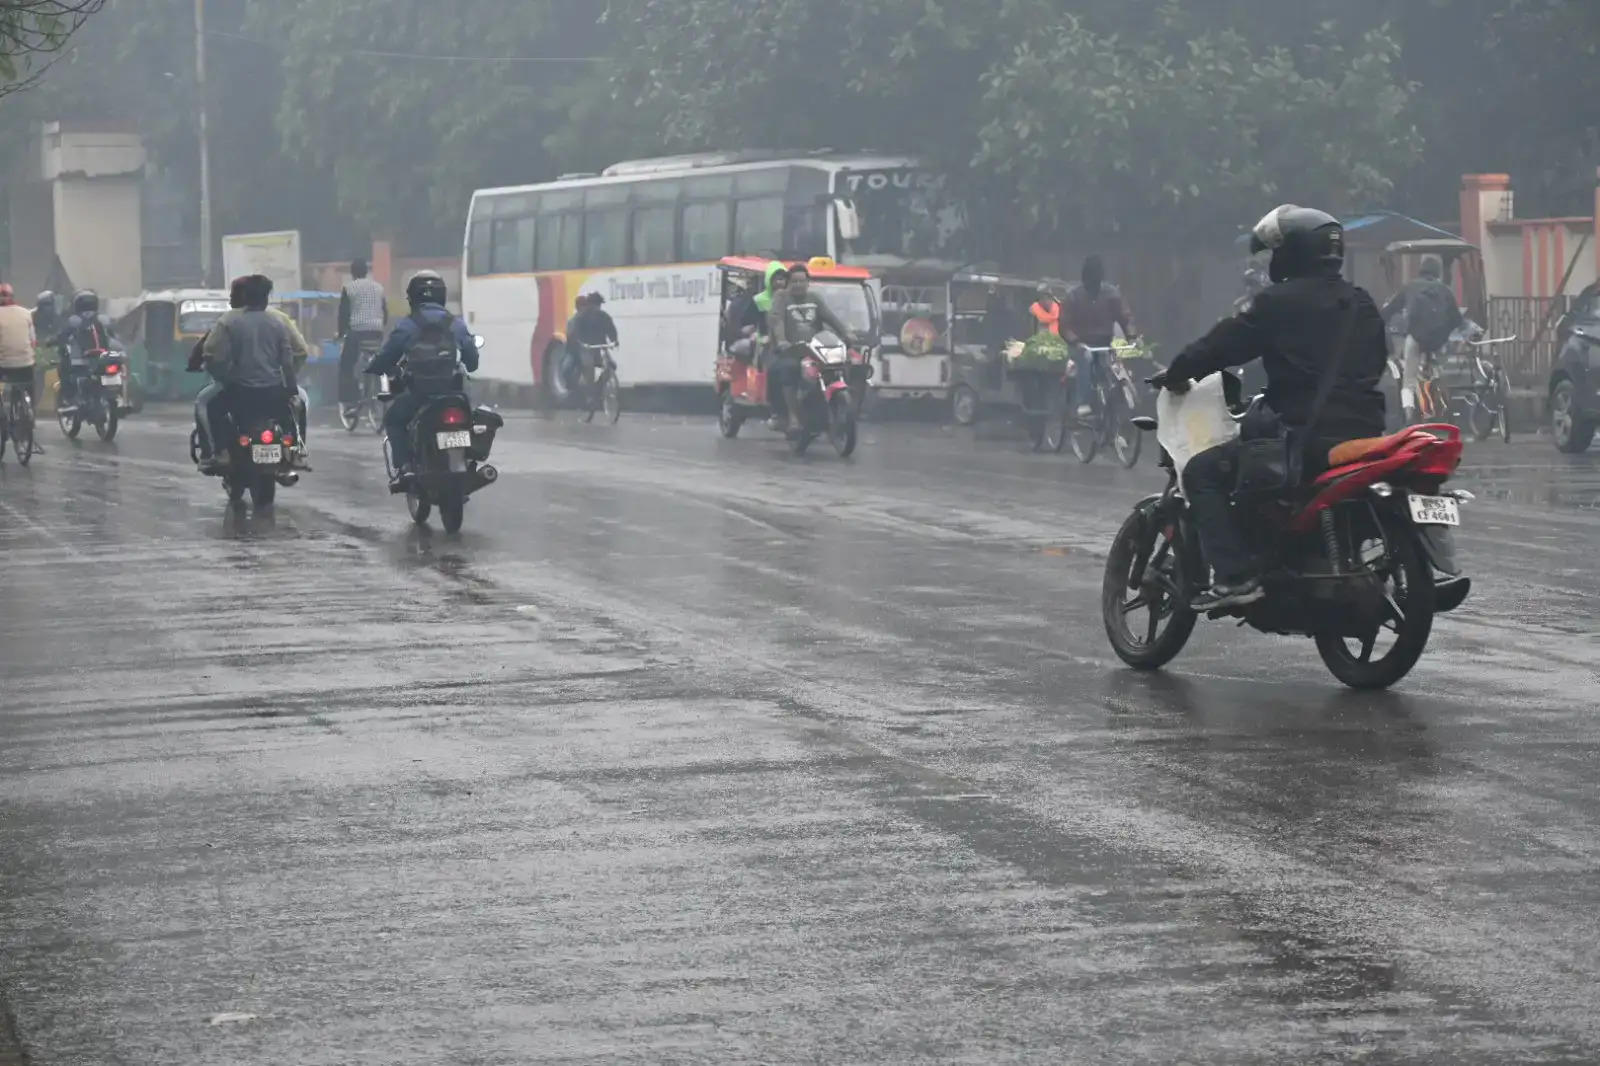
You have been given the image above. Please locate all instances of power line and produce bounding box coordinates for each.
[204,28,600,63]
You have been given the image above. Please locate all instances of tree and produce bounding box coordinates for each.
[0,0,103,96]
[268,0,600,252]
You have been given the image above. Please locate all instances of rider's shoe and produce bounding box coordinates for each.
[1192,576,1265,612]
[1076,404,1093,418]
[198,456,225,475]
[388,466,414,493]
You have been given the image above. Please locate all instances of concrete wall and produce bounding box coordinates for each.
[52,178,143,300]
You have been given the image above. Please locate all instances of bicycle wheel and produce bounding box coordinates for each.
[338,402,359,432]
[1109,398,1142,468]
[602,372,621,424]
[581,377,598,423]
[14,394,35,466]
[1496,370,1512,443]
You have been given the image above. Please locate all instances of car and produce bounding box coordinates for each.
[1549,281,1600,454]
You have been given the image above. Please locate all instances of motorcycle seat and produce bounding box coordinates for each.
[1325,428,1425,468]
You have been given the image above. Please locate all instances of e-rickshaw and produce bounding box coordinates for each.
[946,271,1053,426]
[114,289,230,402]
[714,256,879,439]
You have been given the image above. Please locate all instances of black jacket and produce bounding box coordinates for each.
[1165,275,1388,444]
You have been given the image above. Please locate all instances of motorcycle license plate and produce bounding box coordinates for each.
[101,374,123,386]
[1408,494,1459,526]
[251,444,282,464]
[435,430,471,449]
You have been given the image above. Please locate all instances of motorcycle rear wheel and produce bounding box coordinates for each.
[1103,507,1196,669]
[1314,523,1436,690]
[249,472,276,509]
[95,406,119,442]
[58,404,82,439]
[438,479,466,533]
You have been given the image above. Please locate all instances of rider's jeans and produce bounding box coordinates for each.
[1183,439,1254,584]
[1073,337,1114,409]
[1400,336,1428,411]
[195,381,224,457]
[339,330,383,405]
[384,389,423,471]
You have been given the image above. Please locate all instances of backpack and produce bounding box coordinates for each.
[1405,281,1460,350]
[405,311,460,394]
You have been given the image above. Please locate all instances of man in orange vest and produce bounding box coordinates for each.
[1029,285,1062,335]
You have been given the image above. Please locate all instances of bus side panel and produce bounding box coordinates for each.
[569,265,723,388]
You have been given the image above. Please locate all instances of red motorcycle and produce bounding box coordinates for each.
[1102,376,1472,689]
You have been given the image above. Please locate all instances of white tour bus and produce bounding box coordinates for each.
[459,151,965,398]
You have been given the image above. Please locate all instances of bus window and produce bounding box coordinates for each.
[633,178,682,204]
[682,201,731,261]
[491,216,535,274]
[786,167,830,258]
[468,219,492,276]
[631,204,677,265]
[536,213,582,271]
[584,208,628,268]
[733,197,783,255]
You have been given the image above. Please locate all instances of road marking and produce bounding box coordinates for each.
[0,499,85,559]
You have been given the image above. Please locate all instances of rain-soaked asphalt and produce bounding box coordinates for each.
[1,402,1598,1065]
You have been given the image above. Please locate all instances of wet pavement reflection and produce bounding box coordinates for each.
[0,411,1596,1064]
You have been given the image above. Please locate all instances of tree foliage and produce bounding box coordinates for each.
[0,0,103,96]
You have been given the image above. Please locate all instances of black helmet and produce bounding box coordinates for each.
[1249,204,1344,282]
[406,270,447,306]
[71,289,99,316]
[35,290,56,310]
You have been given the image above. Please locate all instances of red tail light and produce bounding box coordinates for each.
[259,429,275,444]
[105,363,121,374]
[440,407,467,427]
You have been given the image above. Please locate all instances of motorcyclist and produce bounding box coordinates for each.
[1381,253,1463,423]
[1154,205,1388,610]
[31,290,60,351]
[564,291,619,391]
[54,290,121,412]
[367,270,479,490]
[337,258,388,418]
[195,274,299,472]
[1063,255,1138,418]
[766,262,854,432]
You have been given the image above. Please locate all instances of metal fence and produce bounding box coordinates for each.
[1486,295,1572,386]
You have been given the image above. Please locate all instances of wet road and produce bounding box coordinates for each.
[1,406,1598,1064]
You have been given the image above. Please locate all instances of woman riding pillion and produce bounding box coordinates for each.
[1151,205,1389,610]
[367,271,480,490]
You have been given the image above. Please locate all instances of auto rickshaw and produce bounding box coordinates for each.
[114,289,230,402]
[714,256,879,439]
[946,271,1055,425]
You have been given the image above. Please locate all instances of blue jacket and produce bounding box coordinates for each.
[368,304,479,377]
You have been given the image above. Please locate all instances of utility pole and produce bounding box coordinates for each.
[195,0,213,285]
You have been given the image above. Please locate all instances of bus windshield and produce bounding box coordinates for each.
[838,169,966,260]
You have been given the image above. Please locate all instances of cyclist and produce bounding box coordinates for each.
[338,258,388,418]
[1063,255,1138,418]
[1381,254,1462,423]
[0,283,38,401]
[567,292,619,394]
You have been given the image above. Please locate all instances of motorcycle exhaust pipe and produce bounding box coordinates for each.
[275,471,300,487]
[477,463,498,484]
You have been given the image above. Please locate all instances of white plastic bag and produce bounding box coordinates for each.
[1155,372,1238,485]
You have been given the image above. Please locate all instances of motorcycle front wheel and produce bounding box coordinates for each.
[1314,520,1436,690]
[827,393,857,457]
[1102,506,1196,669]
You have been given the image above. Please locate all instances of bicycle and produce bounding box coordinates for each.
[579,342,621,424]
[1067,342,1143,467]
[1411,331,1515,443]
[338,336,387,434]
[0,376,38,467]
